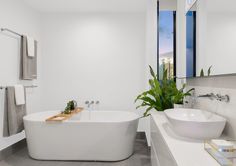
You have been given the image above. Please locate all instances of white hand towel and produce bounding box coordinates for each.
[14,85,25,105]
[27,36,35,57]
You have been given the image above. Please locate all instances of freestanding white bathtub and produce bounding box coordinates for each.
[23,110,140,161]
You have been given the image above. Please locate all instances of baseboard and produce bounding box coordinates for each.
[136,132,146,140]
[0,139,26,161]
[136,132,149,147]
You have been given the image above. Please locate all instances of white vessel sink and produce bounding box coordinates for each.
[164,108,226,139]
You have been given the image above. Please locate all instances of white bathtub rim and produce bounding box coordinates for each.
[23,110,141,123]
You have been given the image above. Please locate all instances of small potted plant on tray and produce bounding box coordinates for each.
[62,100,77,114]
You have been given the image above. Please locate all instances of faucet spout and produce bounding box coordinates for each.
[198,93,216,100]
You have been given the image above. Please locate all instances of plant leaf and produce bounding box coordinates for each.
[208,66,212,76]
[143,106,153,117]
[200,69,204,77]
[149,65,157,80]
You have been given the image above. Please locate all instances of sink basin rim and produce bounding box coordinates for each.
[164,108,227,139]
[164,108,226,123]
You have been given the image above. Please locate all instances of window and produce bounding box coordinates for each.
[158,11,176,80]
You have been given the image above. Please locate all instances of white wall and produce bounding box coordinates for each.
[0,0,42,150]
[40,12,146,115]
[176,0,187,88]
[160,0,177,10]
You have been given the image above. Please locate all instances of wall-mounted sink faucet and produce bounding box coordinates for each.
[198,93,217,100]
[198,93,230,102]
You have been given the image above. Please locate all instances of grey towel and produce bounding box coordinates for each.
[20,35,37,80]
[3,87,26,137]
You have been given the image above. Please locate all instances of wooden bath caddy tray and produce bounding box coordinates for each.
[46,107,84,122]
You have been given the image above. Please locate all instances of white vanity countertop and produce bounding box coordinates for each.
[151,112,220,166]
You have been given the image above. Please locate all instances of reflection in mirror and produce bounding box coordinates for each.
[186,0,236,78]
[186,10,196,78]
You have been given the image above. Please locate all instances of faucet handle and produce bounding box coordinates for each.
[216,94,230,102]
[85,101,89,104]
[224,95,230,102]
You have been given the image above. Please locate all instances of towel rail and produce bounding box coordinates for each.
[0,28,22,37]
[0,85,38,90]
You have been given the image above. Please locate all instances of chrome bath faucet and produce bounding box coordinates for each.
[85,101,94,108]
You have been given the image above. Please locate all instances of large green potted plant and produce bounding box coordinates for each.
[135,66,194,117]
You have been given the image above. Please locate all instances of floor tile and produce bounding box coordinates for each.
[0,138,150,166]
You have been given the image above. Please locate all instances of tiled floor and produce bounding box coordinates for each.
[0,138,150,166]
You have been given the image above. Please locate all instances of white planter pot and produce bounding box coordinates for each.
[174,104,184,108]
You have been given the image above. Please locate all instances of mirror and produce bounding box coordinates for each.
[185,0,236,78]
